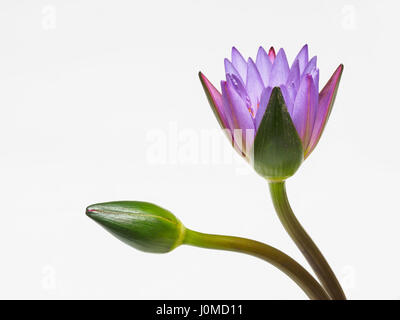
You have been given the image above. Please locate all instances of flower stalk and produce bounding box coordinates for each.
[268,181,346,300]
[184,229,330,300]
[86,201,330,299]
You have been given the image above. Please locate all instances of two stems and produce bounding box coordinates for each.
[269,181,346,300]
[183,229,329,300]
[183,181,345,300]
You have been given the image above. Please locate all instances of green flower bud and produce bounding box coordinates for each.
[86,201,185,253]
[251,87,304,181]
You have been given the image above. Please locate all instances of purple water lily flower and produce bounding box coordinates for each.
[199,45,343,160]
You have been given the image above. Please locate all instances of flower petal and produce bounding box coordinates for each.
[199,72,229,129]
[285,60,300,115]
[268,47,276,63]
[306,64,343,157]
[220,81,234,131]
[231,47,248,83]
[229,74,249,103]
[280,84,294,116]
[292,44,309,74]
[224,77,255,130]
[311,68,319,92]
[220,81,243,156]
[224,58,245,85]
[222,77,255,155]
[286,59,300,90]
[256,46,272,86]
[269,48,290,87]
[246,58,264,112]
[301,56,317,77]
[254,87,272,131]
[291,74,318,150]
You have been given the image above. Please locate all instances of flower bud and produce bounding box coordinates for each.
[86,201,185,253]
[251,87,304,181]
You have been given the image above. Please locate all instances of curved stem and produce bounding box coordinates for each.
[269,181,346,300]
[183,228,329,300]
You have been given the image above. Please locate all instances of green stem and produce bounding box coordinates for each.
[269,181,346,300]
[183,229,330,300]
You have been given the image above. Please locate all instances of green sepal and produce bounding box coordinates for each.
[86,201,185,253]
[251,87,304,181]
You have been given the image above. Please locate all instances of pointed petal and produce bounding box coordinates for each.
[291,74,318,150]
[224,77,255,130]
[220,81,234,131]
[286,59,300,90]
[268,47,276,63]
[199,72,228,129]
[311,68,319,92]
[285,83,297,115]
[269,48,290,87]
[280,84,294,116]
[246,58,264,111]
[222,77,255,155]
[254,87,272,131]
[301,56,317,77]
[256,46,272,86]
[306,64,343,157]
[285,60,300,115]
[231,47,247,83]
[220,81,243,156]
[292,44,309,74]
[229,74,249,103]
[224,58,245,85]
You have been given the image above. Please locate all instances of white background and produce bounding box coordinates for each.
[0,0,399,299]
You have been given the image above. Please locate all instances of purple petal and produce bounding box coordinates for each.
[301,56,317,77]
[220,81,245,156]
[292,44,309,74]
[269,48,290,87]
[291,74,318,149]
[229,74,249,102]
[246,58,264,113]
[285,82,297,115]
[199,72,229,129]
[285,60,300,115]
[220,81,235,131]
[256,46,272,86]
[222,78,255,154]
[254,87,272,131]
[280,85,294,115]
[286,59,300,90]
[224,58,245,85]
[311,68,319,92]
[231,47,248,83]
[224,77,255,130]
[306,64,343,157]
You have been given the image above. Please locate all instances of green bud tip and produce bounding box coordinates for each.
[252,87,304,181]
[86,201,186,254]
